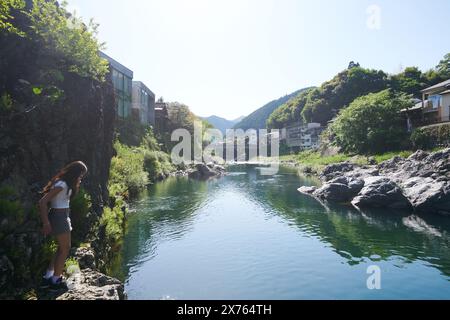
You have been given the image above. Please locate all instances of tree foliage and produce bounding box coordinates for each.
[27,0,108,81]
[0,0,25,36]
[267,53,449,132]
[411,123,450,150]
[302,67,389,125]
[329,90,412,154]
[389,67,427,98]
[436,53,450,79]
[1,0,108,87]
[167,102,199,134]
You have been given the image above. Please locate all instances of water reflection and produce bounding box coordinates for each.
[112,165,450,299]
[112,178,210,280]
[234,166,450,276]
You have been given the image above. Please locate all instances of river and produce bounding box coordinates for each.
[111,165,450,300]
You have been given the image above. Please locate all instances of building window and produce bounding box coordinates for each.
[124,77,131,95]
[429,95,442,109]
[118,97,125,118]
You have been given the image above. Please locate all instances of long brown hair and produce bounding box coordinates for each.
[42,161,88,199]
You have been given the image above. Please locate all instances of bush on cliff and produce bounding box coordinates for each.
[116,117,148,147]
[411,123,450,150]
[100,205,125,248]
[70,188,92,245]
[0,186,25,239]
[109,141,149,199]
[142,131,175,182]
[329,90,412,154]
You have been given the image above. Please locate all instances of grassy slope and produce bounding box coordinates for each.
[279,150,416,175]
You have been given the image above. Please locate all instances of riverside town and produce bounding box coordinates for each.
[0,0,449,311]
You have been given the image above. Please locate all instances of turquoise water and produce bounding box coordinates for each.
[112,165,450,300]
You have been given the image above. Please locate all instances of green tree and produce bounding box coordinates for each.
[390,67,425,98]
[436,53,450,79]
[301,66,389,124]
[329,89,412,154]
[27,0,108,81]
[0,0,25,35]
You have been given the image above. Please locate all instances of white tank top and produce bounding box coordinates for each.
[50,180,72,209]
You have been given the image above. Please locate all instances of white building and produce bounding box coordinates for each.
[285,123,323,150]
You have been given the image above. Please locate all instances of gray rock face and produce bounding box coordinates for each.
[299,148,450,215]
[57,269,125,301]
[0,255,14,291]
[314,183,354,202]
[0,72,116,295]
[321,162,356,181]
[351,176,411,209]
[188,163,226,180]
[72,247,96,270]
[401,177,450,215]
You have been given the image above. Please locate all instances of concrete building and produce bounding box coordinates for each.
[285,122,323,150]
[100,52,133,119]
[132,81,156,126]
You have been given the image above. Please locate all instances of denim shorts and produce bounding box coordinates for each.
[48,208,72,236]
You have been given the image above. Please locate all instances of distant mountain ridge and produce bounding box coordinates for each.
[202,115,245,134]
[233,88,312,130]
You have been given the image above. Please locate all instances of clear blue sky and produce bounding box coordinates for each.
[65,0,449,120]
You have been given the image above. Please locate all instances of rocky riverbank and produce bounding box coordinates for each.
[299,148,450,216]
[31,247,125,300]
[188,163,227,180]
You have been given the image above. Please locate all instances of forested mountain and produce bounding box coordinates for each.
[233,88,312,130]
[202,115,244,134]
[267,87,316,129]
[267,58,449,129]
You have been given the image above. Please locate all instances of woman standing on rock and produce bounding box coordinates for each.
[38,161,88,291]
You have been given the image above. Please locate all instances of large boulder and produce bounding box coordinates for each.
[308,148,450,215]
[299,177,364,203]
[352,176,411,209]
[313,177,364,203]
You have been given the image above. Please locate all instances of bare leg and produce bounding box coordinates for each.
[53,232,71,278]
[47,249,58,272]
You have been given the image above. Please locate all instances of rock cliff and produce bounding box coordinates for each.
[0,71,116,298]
